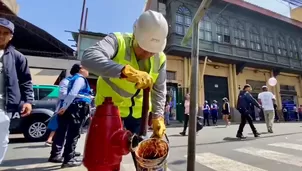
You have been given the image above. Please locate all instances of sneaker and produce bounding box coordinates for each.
[179,132,186,136]
[254,132,260,137]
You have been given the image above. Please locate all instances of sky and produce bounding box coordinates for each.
[16,0,294,48]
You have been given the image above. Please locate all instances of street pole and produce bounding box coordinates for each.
[187,21,199,171]
[180,1,212,171]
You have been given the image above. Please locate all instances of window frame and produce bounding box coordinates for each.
[175,6,192,35]
[233,21,246,48]
[216,17,230,44]
[249,27,261,51]
[199,15,212,41]
[276,35,287,56]
[263,31,274,54]
[288,38,299,59]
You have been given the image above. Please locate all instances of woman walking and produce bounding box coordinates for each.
[222,97,231,127]
[180,94,190,136]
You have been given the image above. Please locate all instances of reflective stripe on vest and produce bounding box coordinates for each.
[95,32,166,119]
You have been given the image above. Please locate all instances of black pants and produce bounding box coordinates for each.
[182,114,189,133]
[212,113,218,125]
[203,112,210,126]
[122,117,142,170]
[50,103,89,163]
[237,109,257,135]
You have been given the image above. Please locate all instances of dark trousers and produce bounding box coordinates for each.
[237,110,257,135]
[50,103,89,163]
[212,112,218,125]
[122,117,141,170]
[182,114,189,133]
[203,112,210,126]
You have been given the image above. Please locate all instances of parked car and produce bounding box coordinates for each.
[9,85,60,141]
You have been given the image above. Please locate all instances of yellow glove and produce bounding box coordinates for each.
[122,65,153,89]
[152,117,166,139]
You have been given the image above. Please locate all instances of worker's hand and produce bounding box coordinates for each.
[57,108,66,115]
[121,65,153,89]
[21,103,32,117]
[152,116,166,139]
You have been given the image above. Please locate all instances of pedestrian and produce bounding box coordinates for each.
[45,64,79,146]
[236,84,261,139]
[282,106,288,121]
[273,103,279,122]
[49,64,92,168]
[258,85,275,133]
[211,100,218,125]
[222,97,231,127]
[81,10,167,169]
[180,94,190,136]
[0,18,34,164]
[164,101,170,126]
[203,101,210,126]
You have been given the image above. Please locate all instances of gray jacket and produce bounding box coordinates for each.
[81,33,166,117]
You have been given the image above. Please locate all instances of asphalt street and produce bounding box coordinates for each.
[1,122,302,171]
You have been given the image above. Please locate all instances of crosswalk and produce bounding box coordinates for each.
[120,140,302,171]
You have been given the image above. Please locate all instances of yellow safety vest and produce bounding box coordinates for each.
[95,32,166,119]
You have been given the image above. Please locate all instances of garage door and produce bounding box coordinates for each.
[30,68,62,85]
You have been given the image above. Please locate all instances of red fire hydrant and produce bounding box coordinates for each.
[83,97,138,171]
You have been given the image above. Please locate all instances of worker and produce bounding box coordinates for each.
[0,18,33,164]
[46,64,80,146]
[236,84,261,139]
[203,101,210,126]
[49,64,91,168]
[81,10,167,168]
[210,100,218,126]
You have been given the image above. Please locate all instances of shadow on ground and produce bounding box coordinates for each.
[1,158,49,167]
[13,144,49,149]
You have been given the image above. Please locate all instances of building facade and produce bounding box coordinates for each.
[291,6,302,22]
[144,0,302,121]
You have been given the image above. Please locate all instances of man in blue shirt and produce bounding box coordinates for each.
[49,64,91,168]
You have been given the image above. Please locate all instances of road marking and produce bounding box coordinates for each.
[122,163,172,171]
[268,142,302,151]
[235,147,302,167]
[184,153,266,171]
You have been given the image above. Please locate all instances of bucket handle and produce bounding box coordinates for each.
[150,133,169,144]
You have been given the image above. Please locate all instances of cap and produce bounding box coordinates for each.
[70,63,81,75]
[262,85,268,88]
[134,10,168,53]
[243,84,251,90]
[0,18,14,33]
[222,97,228,101]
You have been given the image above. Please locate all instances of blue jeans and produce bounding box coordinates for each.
[164,112,170,125]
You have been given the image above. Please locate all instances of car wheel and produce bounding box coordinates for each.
[23,118,49,142]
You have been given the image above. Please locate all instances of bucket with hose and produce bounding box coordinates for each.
[134,134,169,171]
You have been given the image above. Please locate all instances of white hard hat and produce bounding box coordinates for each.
[134,10,168,53]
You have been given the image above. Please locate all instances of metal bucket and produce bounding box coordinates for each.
[134,134,169,171]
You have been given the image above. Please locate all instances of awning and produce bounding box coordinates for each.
[30,68,62,85]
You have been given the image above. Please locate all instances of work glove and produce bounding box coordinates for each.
[121,65,153,89]
[152,116,166,139]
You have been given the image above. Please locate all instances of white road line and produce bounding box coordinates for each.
[235,147,302,167]
[187,153,267,171]
[268,142,302,151]
[122,163,172,171]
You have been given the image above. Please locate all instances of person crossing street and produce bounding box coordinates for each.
[81,10,168,169]
[236,84,261,139]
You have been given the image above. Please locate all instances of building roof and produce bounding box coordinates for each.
[0,13,75,57]
[222,0,302,29]
[70,30,107,42]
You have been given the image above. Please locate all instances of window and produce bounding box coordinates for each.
[277,35,287,56]
[288,38,299,59]
[199,15,212,41]
[233,21,246,47]
[216,17,230,43]
[263,30,274,53]
[167,71,176,80]
[250,27,261,50]
[175,6,191,35]
[38,88,54,100]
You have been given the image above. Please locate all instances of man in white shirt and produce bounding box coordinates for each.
[258,86,275,133]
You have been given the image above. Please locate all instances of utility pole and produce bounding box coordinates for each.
[181,0,212,171]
